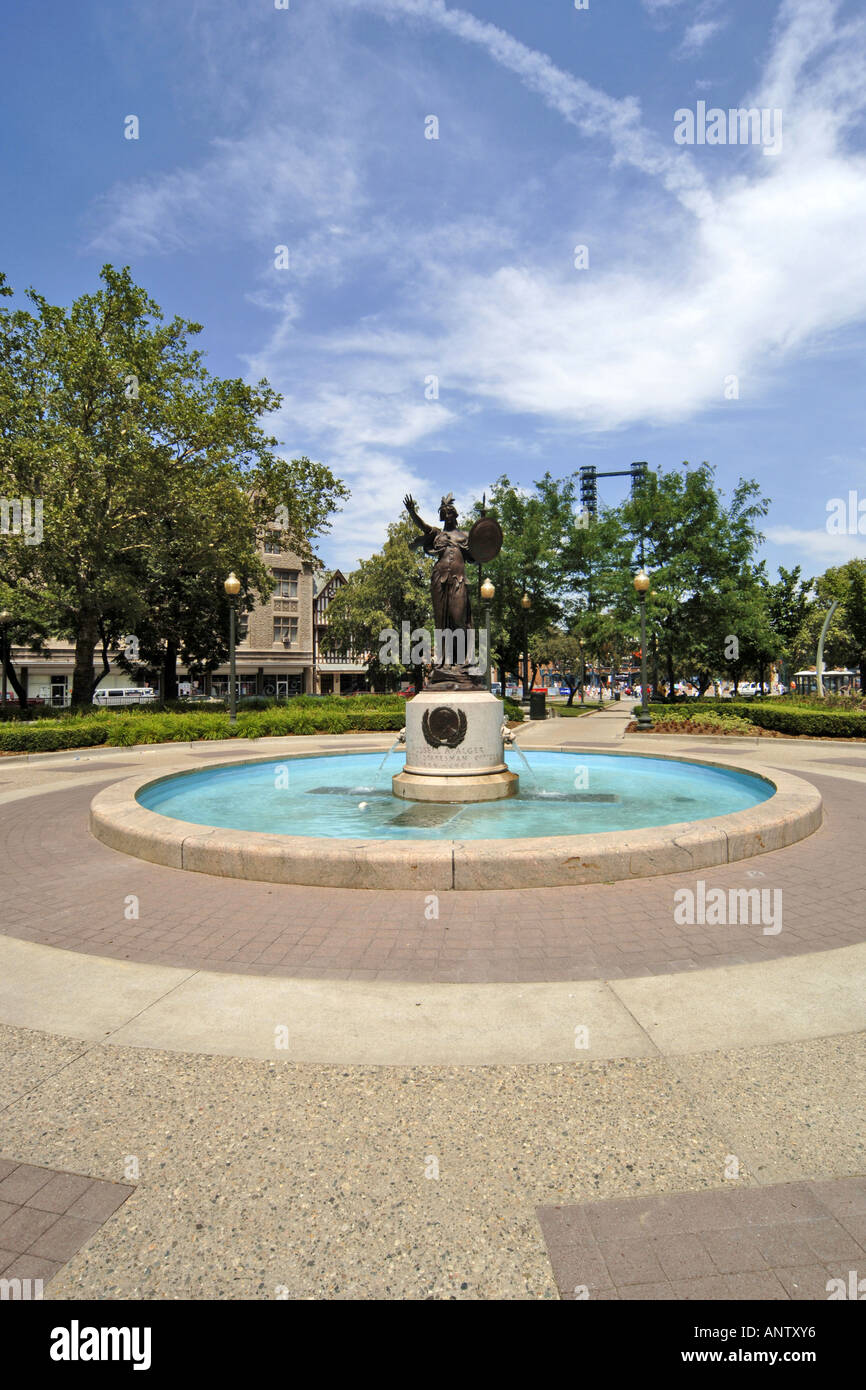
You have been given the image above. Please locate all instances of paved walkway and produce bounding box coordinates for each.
[0,712,861,1300]
[1,1025,861,1299]
[0,721,862,982]
[539,1175,866,1300]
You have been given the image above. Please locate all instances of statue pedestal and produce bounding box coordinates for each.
[392,689,518,804]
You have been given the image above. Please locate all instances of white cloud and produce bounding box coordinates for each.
[678,19,726,58]
[765,526,866,563]
[82,0,866,568]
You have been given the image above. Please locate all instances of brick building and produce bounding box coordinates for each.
[5,536,368,703]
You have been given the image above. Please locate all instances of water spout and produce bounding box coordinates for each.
[508,739,536,783]
[376,727,406,780]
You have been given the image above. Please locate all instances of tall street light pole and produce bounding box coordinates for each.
[481,577,495,692]
[521,590,531,703]
[633,569,651,730]
[224,572,241,724]
[0,610,10,707]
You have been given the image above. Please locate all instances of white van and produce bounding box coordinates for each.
[93,687,156,705]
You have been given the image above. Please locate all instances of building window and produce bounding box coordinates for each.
[274,617,299,645]
[272,569,298,598]
[264,536,282,554]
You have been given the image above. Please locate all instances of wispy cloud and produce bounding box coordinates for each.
[765,526,866,563]
[82,0,866,566]
[678,19,726,59]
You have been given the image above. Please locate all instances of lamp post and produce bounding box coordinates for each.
[481,578,495,691]
[224,572,241,723]
[633,569,651,730]
[578,637,585,703]
[521,591,531,703]
[0,610,10,707]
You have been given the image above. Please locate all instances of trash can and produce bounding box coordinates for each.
[529,690,547,720]
[613,691,621,702]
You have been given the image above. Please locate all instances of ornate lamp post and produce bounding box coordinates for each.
[224,572,241,724]
[480,578,495,691]
[521,591,531,703]
[0,610,10,707]
[633,569,651,730]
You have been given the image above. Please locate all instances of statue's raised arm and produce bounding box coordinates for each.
[404,494,438,551]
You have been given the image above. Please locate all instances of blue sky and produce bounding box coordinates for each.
[2,0,866,574]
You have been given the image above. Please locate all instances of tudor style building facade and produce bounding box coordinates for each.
[5,536,368,703]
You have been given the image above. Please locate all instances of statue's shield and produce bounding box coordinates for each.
[467,516,503,564]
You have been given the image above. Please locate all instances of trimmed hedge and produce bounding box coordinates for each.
[0,703,407,752]
[634,701,866,739]
[0,689,524,752]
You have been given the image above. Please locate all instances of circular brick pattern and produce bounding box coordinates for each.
[0,765,862,982]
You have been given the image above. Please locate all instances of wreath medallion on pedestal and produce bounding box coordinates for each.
[422,706,468,749]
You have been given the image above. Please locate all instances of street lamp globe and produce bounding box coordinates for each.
[224,572,241,598]
[521,592,531,610]
[633,569,650,594]
[481,578,495,602]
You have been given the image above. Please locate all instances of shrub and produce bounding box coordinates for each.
[0,722,108,753]
[634,701,866,739]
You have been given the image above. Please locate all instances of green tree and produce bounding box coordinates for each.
[466,475,566,694]
[530,627,585,705]
[794,560,866,691]
[763,565,814,691]
[621,462,769,695]
[0,266,347,704]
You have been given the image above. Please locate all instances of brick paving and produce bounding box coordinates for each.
[538,1176,866,1300]
[0,1157,133,1292]
[0,767,863,983]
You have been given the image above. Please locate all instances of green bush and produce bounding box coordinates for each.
[634,700,866,739]
[503,697,524,723]
[0,722,109,752]
[0,688,490,752]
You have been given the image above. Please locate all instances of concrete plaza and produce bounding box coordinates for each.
[0,707,863,1299]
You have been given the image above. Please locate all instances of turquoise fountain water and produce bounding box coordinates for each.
[136,750,772,840]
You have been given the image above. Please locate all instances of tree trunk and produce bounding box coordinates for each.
[0,636,28,707]
[859,653,866,696]
[666,649,675,701]
[71,614,99,706]
[162,639,179,702]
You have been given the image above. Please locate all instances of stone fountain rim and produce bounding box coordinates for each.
[88,747,822,890]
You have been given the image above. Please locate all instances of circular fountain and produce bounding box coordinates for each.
[90,743,822,890]
[88,494,823,889]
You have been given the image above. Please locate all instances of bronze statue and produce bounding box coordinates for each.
[404,492,502,689]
